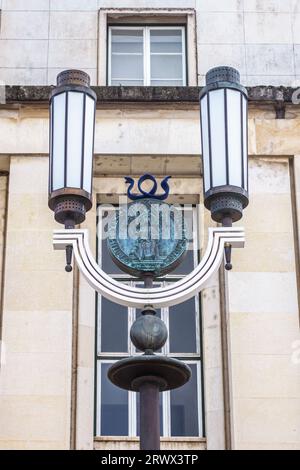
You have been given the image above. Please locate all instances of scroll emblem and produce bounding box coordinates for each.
[125,174,171,201]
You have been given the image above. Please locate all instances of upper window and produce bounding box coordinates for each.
[108,26,187,86]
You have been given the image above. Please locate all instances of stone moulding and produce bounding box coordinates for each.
[53,227,245,308]
[3,85,298,105]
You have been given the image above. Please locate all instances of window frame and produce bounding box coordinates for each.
[108,25,187,86]
[96,359,202,439]
[95,204,204,439]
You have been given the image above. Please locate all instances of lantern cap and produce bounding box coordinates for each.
[56,69,90,87]
[206,66,240,85]
[199,66,247,100]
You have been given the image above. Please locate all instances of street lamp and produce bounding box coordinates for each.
[48,69,96,270]
[49,67,248,451]
[200,66,248,223]
[199,66,249,268]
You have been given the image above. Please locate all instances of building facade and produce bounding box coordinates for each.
[0,0,300,450]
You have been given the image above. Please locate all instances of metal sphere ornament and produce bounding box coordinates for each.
[130,313,168,353]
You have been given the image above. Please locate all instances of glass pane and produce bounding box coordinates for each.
[171,208,196,274]
[98,208,124,274]
[151,55,182,80]
[171,248,194,275]
[111,29,143,53]
[66,91,84,188]
[52,92,66,191]
[111,80,143,86]
[100,297,128,353]
[150,29,182,53]
[169,297,197,353]
[101,363,128,436]
[209,89,227,187]
[171,364,199,436]
[83,95,95,194]
[242,95,248,191]
[200,94,211,193]
[101,238,124,274]
[136,392,163,436]
[111,54,143,80]
[227,89,242,187]
[151,80,183,86]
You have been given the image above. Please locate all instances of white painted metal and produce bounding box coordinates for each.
[53,227,245,308]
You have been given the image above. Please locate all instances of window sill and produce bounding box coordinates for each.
[94,436,206,451]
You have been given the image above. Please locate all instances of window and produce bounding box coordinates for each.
[95,204,204,438]
[108,26,186,86]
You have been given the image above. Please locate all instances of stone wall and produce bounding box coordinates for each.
[0,157,73,449]
[228,157,300,449]
[0,1,300,86]
[0,97,299,449]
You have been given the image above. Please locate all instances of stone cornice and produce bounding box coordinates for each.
[2,85,298,109]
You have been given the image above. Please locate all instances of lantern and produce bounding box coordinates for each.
[48,69,96,228]
[200,66,249,225]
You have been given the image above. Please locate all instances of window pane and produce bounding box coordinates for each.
[171,364,199,436]
[151,55,182,80]
[171,208,196,274]
[172,210,197,274]
[101,238,124,274]
[151,80,183,86]
[101,363,128,436]
[111,54,143,80]
[171,248,194,275]
[136,392,163,436]
[111,80,143,86]
[169,297,197,353]
[100,297,128,353]
[150,29,182,53]
[111,29,143,53]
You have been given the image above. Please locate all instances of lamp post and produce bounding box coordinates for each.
[49,66,248,451]
[199,66,249,269]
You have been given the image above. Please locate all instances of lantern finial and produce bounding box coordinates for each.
[206,66,240,85]
[56,69,91,87]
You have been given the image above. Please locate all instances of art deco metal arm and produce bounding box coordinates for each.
[53,226,245,308]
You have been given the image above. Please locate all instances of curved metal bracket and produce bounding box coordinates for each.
[53,227,245,308]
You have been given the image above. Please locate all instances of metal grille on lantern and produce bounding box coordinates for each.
[48,70,97,226]
[199,66,249,223]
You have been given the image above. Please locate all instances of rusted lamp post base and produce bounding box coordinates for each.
[108,348,191,450]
